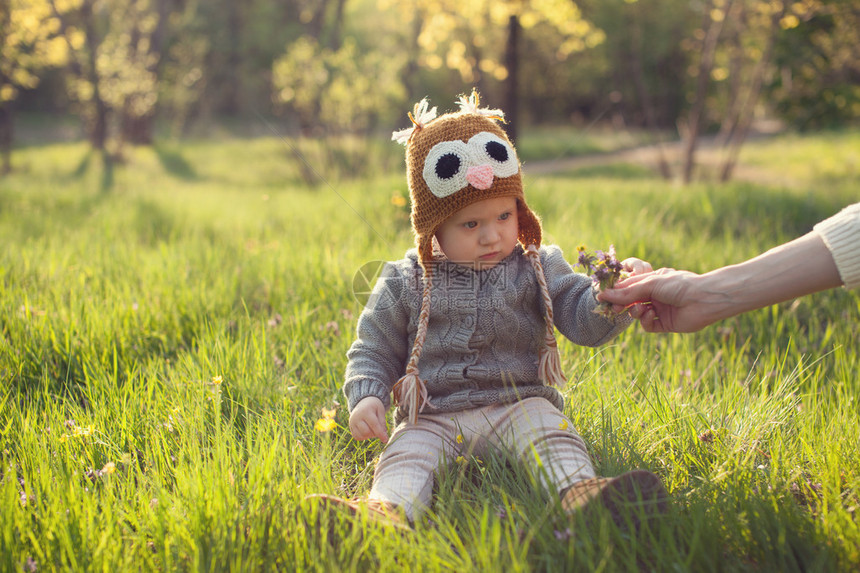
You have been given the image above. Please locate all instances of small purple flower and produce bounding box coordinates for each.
[577,251,593,268]
[576,244,630,318]
[553,527,572,541]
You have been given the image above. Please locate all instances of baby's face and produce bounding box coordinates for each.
[435,196,519,269]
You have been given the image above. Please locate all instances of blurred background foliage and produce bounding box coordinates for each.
[1,0,858,177]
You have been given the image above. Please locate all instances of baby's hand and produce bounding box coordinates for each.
[349,396,389,443]
[621,257,653,277]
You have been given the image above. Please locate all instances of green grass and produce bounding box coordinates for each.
[516,125,664,163]
[1,131,859,571]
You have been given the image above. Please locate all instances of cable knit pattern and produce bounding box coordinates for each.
[813,202,860,290]
[344,245,633,423]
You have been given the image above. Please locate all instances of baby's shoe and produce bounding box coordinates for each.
[304,494,411,531]
[561,470,669,529]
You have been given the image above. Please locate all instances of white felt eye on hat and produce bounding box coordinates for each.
[468,132,518,178]
[421,132,520,198]
[421,139,473,198]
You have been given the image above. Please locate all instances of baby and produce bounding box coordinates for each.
[311,92,667,528]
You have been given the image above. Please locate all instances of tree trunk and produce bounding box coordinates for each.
[681,0,734,184]
[121,106,155,145]
[503,14,520,144]
[627,6,672,180]
[0,102,12,174]
[306,0,329,41]
[0,4,9,173]
[327,0,347,50]
[403,14,422,102]
[80,0,108,149]
[715,4,746,148]
[719,9,782,182]
[223,0,242,114]
[120,0,174,145]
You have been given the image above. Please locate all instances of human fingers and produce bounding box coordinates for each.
[350,419,370,441]
[350,408,389,443]
[597,276,657,306]
[625,302,650,320]
[637,305,667,333]
[351,419,384,443]
[615,267,677,287]
[369,410,389,444]
[599,266,682,306]
[349,414,370,440]
[621,257,653,276]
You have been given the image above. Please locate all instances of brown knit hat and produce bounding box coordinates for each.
[390,91,565,423]
[393,92,543,269]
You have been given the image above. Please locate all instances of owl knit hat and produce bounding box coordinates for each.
[391,90,566,423]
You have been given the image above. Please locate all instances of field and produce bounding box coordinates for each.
[1,129,859,571]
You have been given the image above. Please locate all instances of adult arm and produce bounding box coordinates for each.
[598,230,845,333]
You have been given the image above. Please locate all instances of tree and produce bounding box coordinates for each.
[673,0,803,183]
[116,0,178,145]
[578,0,695,179]
[679,0,735,184]
[271,33,406,175]
[385,0,603,142]
[49,0,110,150]
[713,1,785,181]
[48,0,183,153]
[0,0,67,173]
[768,0,860,130]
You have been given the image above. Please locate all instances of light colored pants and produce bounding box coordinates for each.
[368,397,595,520]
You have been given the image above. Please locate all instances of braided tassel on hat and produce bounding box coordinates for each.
[392,277,433,423]
[525,245,567,387]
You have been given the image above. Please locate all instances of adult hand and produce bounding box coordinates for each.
[597,268,713,333]
[349,396,389,443]
[613,257,656,322]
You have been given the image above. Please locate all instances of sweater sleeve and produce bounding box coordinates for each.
[541,245,633,347]
[813,202,860,290]
[343,261,412,412]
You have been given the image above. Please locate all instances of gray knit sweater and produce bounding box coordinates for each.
[344,245,633,422]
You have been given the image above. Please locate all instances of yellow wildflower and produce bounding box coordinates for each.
[456,456,467,465]
[212,375,223,385]
[321,407,337,420]
[456,434,464,444]
[101,462,116,475]
[559,420,569,430]
[74,425,94,437]
[391,194,407,207]
[315,418,337,432]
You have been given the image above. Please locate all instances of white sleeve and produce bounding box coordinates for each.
[813,202,860,289]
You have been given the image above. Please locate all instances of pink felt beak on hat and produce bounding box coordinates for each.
[466,164,494,190]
